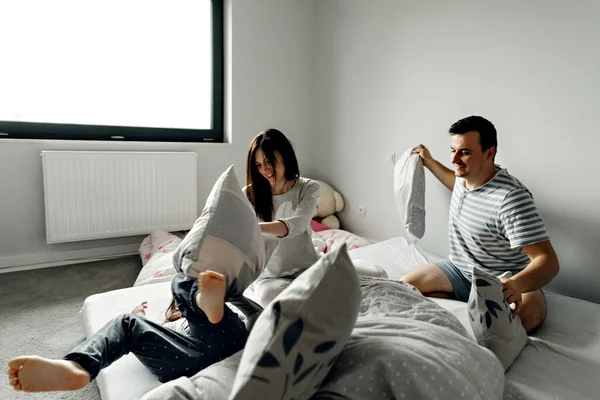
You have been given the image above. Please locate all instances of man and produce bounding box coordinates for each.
[401,116,559,333]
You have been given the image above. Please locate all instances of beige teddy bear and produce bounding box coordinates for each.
[314,180,345,229]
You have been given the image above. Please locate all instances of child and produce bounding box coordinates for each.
[7,272,249,392]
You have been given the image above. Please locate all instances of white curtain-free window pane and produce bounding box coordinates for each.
[0,0,212,130]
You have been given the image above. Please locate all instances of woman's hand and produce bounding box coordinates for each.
[259,221,289,238]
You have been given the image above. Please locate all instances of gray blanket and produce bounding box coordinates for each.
[142,278,504,400]
[315,278,504,399]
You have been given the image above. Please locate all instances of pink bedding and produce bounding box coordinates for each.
[312,229,373,254]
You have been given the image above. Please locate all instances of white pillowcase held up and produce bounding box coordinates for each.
[393,147,426,243]
[172,165,278,299]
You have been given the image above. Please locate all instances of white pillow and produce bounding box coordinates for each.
[173,165,278,298]
[135,230,181,286]
[352,259,388,278]
[139,230,181,265]
[468,267,528,371]
[312,229,372,253]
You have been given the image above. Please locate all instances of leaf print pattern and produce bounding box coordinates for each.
[314,341,336,354]
[250,306,342,399]
[283,319,303,356]
[469,268,521,332]
[257,351,281,368]
[294,354,304,374]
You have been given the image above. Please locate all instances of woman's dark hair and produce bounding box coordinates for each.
[246,128,300,221]
[165,298,182,323]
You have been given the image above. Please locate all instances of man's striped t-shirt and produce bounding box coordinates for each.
[448,168,549,278]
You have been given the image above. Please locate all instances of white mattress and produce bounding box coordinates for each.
[349,236,442,278]
[83,237,600,400]
[349,238,600,400]
[82,281,249,400]
[82,282,174,400]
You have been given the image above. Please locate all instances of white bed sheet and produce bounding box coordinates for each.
[82,282,249,400]
[82,237,600,400]
[82,282,173,400]
[348,237,600,400]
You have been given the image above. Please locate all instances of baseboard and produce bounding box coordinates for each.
[0,243,141,273]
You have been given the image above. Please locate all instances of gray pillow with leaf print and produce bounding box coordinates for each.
[229,244,362,400]
[468,266,528,371]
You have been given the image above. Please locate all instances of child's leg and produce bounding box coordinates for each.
[64,313,249,383]
[62,314,221,383]
[7,311,246,392]
[196,270,227,324]
[171,273,249,350]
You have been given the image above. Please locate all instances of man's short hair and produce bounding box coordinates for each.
[449,116,497,152]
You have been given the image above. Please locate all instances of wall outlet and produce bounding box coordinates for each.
[386,152,396,164]
[358,205,367,217]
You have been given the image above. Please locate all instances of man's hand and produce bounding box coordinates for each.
[500,278,522,316]
[413,144,434,168]
[412,144,455,190]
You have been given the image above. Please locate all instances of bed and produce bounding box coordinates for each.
[81,237,600,400]
[350,238,600,400]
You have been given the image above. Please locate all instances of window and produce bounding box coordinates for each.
[0,0,224,142]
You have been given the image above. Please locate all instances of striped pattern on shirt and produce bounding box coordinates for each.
[448,169,549,277]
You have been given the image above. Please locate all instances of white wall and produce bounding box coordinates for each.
[0,0,317,270]
[314,0,600,303]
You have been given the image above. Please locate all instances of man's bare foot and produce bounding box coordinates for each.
[196,270,226,324]
[7,356,90,392]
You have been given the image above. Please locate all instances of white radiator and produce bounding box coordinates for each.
[41,151,198,244]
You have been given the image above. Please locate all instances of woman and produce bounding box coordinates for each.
[245,128,322,306]
[7,272,248,392]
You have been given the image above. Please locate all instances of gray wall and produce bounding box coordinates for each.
[3,0,599,304]
[0,0,317,270]
[313,0,600,303]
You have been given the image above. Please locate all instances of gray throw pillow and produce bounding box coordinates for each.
[467,266,528,371]
[229,244,362,400]
[173,165,278,299]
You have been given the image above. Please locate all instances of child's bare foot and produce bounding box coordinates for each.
[7,356,90,392]
[196,270,226,324]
